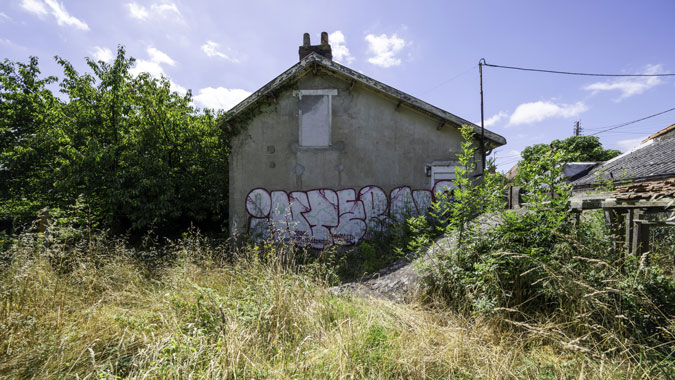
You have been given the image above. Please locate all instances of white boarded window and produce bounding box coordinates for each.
[296,89,337,147]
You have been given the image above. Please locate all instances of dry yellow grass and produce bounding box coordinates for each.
[0,233,665,379]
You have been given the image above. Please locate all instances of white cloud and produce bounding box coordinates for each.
[365,33,406,68]
[92,46,114,63]
[484,111,509,127]
[617,137,645,152]
[21,0,89,30]
[329,31,354,64]
[150,2,181,17]
[147,47,175,66]
[44,0,89,30]
[130,47,174,77]
[584,64,664,101]
[127,2,182,21]
[127,2,148,19]
[201,41,239,63]
[21,0,48,16]
[193,87,252,111]
[130,59,165,77]
[169,80,187,95]
[508,101,588,126]
[0,12,12,22]
[129,46,187,95]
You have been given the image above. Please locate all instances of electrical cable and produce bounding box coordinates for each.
[421,64,477,96]
[478,60,675,158]
[481,61,675,77]
[584,121,668,131]
[495,154,522,159]
[589,106,675,135]
[497,158,522,165]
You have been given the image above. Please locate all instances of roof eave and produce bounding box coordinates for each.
[225,53,506,147]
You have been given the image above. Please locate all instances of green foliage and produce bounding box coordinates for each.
[0,57,64,226]
[517,145,571,230]
[447,125,481,248]
[317,224,413,283]
[407,125,505,254]
[520,135,621,167]
[0,47,229,235]
[422,142,675,361]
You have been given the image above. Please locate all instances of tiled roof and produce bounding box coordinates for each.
[612,178,675,200]
[572,136,675,187]
[642,123,675,143]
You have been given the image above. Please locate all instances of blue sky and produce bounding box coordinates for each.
[2,0,674,171]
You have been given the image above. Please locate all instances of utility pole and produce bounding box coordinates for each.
[573,120,582,136]
[479,59,486,172]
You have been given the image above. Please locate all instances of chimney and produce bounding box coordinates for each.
[299,31,332,61]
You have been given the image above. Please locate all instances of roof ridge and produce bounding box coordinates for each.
[224,53,506,147]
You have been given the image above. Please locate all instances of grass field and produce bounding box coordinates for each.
[0,231,670,379]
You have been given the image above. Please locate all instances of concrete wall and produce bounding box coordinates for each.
[229,71,481,247]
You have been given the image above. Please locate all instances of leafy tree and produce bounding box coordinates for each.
[55,47,228,233]
[514,136,620,187]
[1,47,229,235]
[0,57,65,225]
[520,135,620,165]
[445,125,506,249]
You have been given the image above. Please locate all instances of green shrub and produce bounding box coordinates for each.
[1,49,229,237]
[419,136,675,364]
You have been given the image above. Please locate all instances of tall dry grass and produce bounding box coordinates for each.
[0,230,666,379]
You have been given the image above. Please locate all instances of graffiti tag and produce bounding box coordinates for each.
[245,181,454,248]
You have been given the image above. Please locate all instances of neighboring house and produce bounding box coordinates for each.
[224,32,506,248]
[569,124,675,256]
[572,123,675,190]
[505,161,598,184]
[504,162,519,181]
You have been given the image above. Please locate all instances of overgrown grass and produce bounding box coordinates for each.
[0,229,665,379]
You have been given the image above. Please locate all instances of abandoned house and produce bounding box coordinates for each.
[224,32,506,248]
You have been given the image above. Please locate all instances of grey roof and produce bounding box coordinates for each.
[572,137,675,187]
[225,53,506,148]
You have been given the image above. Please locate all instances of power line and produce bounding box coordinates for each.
[594,130,663,135]
[498,158,521,166]
[496,155,522,161]
[585,119,669,128]
[585,122,669,132]
[481,61,675,77]
[421,64,476,96]
[496,153,522,159]
[477,60,675,159]
[589,106,675,136]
